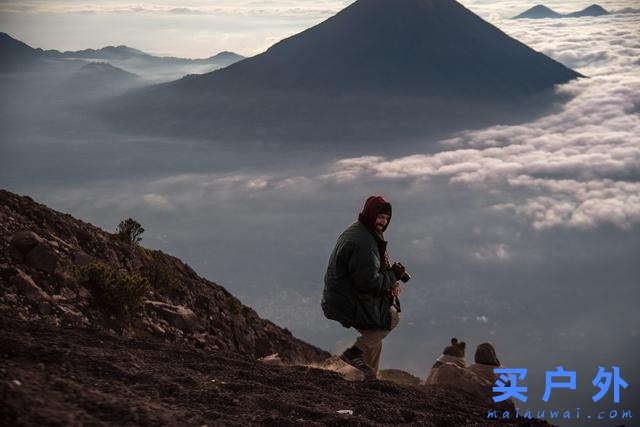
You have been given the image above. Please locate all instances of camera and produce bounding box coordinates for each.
[392,262,411,283]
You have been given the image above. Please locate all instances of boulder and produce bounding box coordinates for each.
[10,231,45,255]
[6,245,25,263]
[72,250,93,267]
[144,300,199,331]
[25,242,58,273]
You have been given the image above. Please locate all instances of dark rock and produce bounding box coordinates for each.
[10,231,44,255]
[72,250,92,266]
[6,245,25,263]
[75,228,94,249]
[25,242,58,273]
[52,267,67,285]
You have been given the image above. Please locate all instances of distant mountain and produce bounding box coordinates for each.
[208,51,245,63]
[72,61,141,82]
[56,62,146,100]
[513,5,562,19]
[0,32,45,71]
[43,44,244,82]
[565,4,610,17]
[104,0,582,143]
[513,4,610,19]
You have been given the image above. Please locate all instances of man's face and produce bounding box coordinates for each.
[375,213,390,233]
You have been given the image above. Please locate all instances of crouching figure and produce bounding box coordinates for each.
[321,195,406,380]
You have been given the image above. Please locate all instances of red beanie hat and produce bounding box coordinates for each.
[358,195,392,234]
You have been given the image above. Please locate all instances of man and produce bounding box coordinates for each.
[322,195,406,379]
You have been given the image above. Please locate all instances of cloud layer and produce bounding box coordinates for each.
[0,1,347,17]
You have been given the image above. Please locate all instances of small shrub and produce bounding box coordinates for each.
[241,306,254,319]
[116,218,145,244]
[226,295,242,315]
[140,249,183,297]
[76,262,151,319]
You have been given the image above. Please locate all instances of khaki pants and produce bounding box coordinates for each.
[354,306,400,378]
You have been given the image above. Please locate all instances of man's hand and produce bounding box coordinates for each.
[391,262,406,280]
[390,282,402,297]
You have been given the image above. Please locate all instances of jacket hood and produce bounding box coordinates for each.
[357,195,392,235]
[474,342,500,366]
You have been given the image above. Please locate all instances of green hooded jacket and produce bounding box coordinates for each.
[322,219,397,330]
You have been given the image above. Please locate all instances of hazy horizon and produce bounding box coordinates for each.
[0,0,637,58]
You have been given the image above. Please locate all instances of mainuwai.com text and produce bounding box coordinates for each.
[487,407,632,421]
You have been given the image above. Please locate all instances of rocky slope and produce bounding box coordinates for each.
[0,189,328,364]
[0,189,549,425]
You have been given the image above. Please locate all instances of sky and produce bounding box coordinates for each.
[0,0,637,57]
[1,0,640,423]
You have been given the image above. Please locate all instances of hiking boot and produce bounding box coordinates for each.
[339,346,376,380]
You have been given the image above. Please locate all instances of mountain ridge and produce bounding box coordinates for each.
[0,32,244,81]
[0,32,44,70]
[0,33,244,65]
[42,44,245,64]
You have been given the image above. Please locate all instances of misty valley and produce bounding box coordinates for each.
[1,0,639,425]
